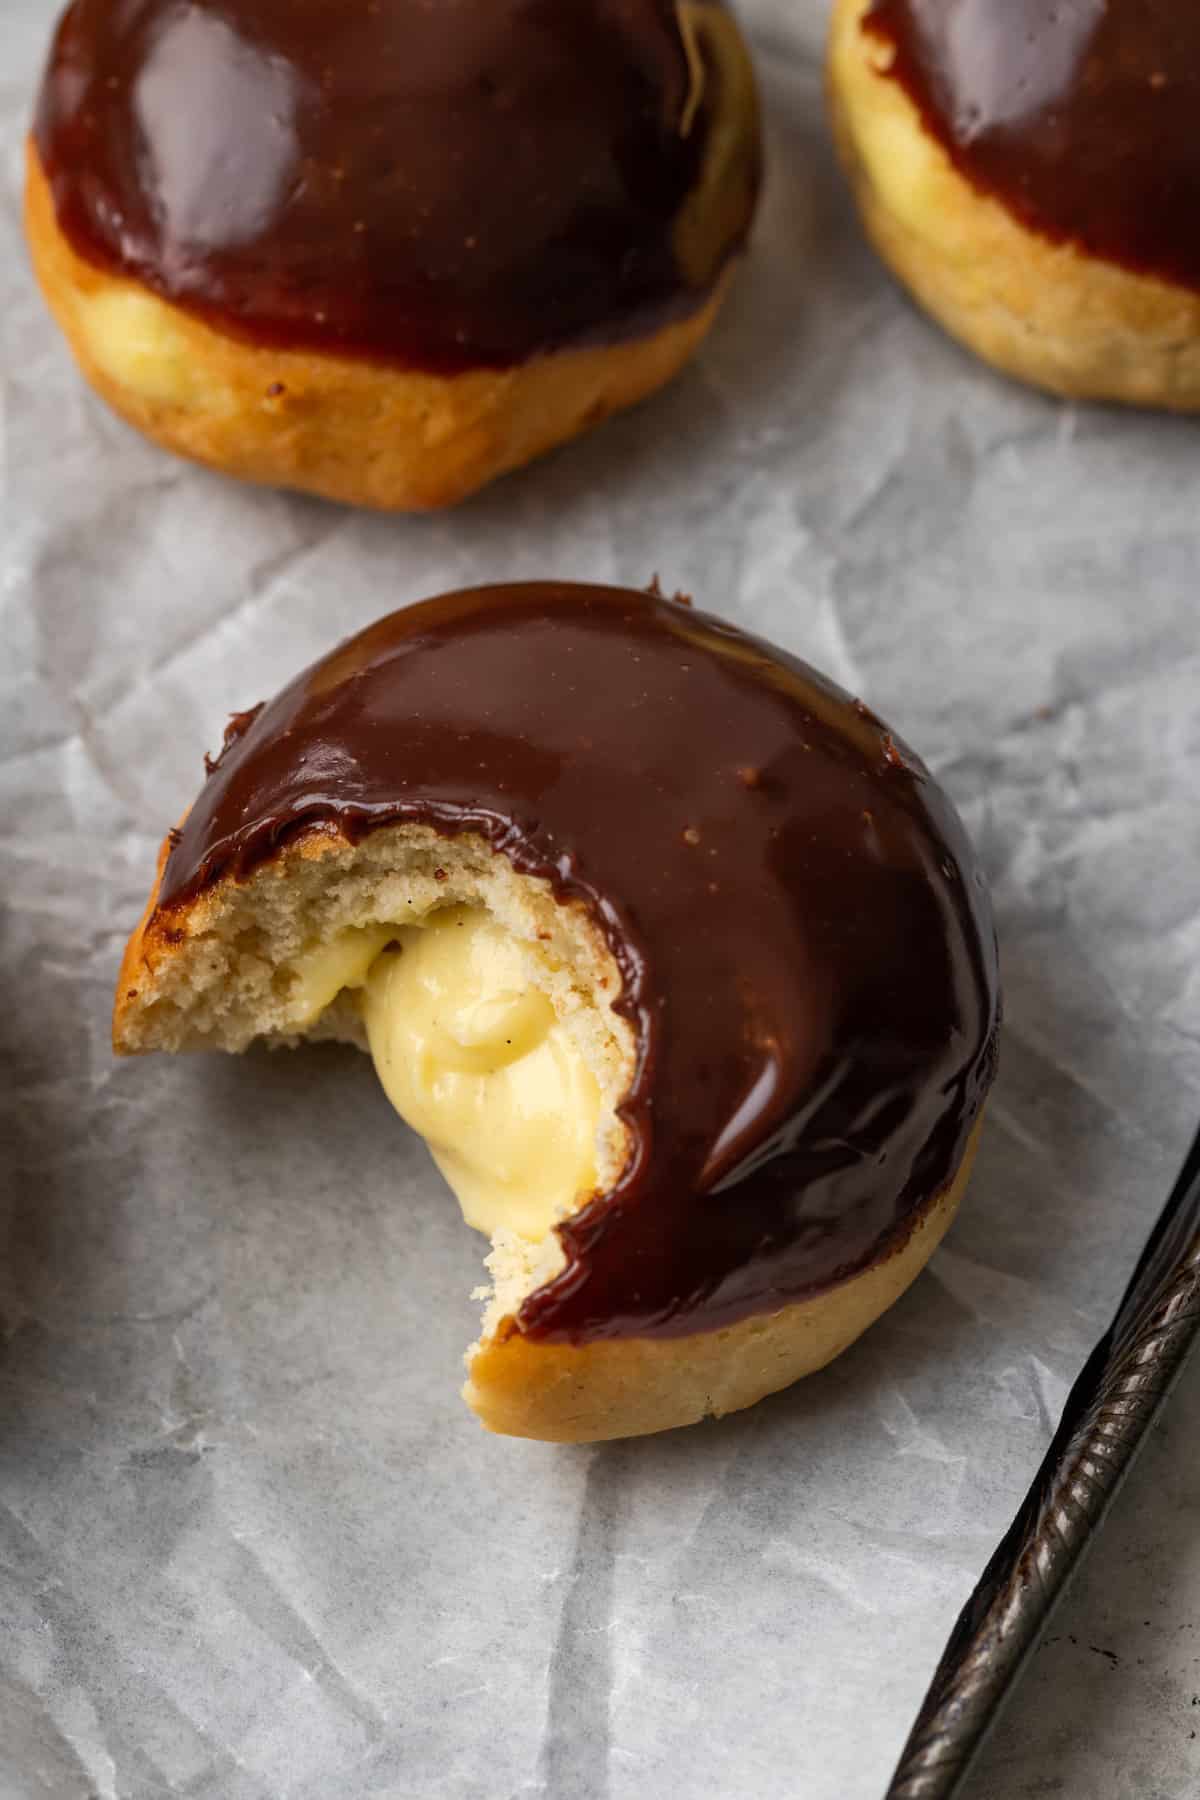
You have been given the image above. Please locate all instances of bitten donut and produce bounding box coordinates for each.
[114,583,1000,1442]
[829,0,1200,409]
[27,0,761,510]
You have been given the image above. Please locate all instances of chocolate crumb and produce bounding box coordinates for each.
[434,867,447,882]
[225,705,265,747]
[265,381,287,398]
[204,704,266,773]
[644,574,692,607]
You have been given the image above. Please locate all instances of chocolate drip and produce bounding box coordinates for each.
[864,0,1200,294]
[34,0,758,371]
[158,584,999,1342]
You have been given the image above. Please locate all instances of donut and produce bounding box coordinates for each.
[113,582,1000,1442]
[27,0,761,510]
[828,0,1200,409]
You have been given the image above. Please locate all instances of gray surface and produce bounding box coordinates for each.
[3,2,1200,1797]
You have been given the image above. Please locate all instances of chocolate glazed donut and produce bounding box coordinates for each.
[34,0,749,369]
[27,1,762,507]
[829,0,1200,410]
[145,583,1000,1345]
[863,0,1200,291]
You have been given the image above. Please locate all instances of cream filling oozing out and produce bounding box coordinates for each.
[291,907,600,1241]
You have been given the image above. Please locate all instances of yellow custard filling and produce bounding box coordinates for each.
[292,907,600,1240]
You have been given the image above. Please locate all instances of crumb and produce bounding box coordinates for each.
[682,826,701,846]
[224,704,265,748]
[644,574,692,606]
[434,868,447,882]
[265,381,287,399]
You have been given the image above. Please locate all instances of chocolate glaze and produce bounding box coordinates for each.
[33,0,759,372]
[863,0,1200,294]
[157,584,999,1343]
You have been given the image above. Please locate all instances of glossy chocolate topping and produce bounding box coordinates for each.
[863,0,1200,293]
[33,0,759,371]
[157,584,999,1342]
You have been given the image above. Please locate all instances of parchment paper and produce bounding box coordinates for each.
[4,3,1200,1797]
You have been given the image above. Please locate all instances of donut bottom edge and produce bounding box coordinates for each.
[25,142,731,512]
[466,1118,982,1444]
[827,0,1200,413]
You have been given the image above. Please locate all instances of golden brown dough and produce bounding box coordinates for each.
[26,147,733,513]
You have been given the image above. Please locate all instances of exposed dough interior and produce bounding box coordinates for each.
[117,826,636,1344]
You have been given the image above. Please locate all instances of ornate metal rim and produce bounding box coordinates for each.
[886,1127,1200,1800]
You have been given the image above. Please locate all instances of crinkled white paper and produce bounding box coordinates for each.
[4,3,1200,1797]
